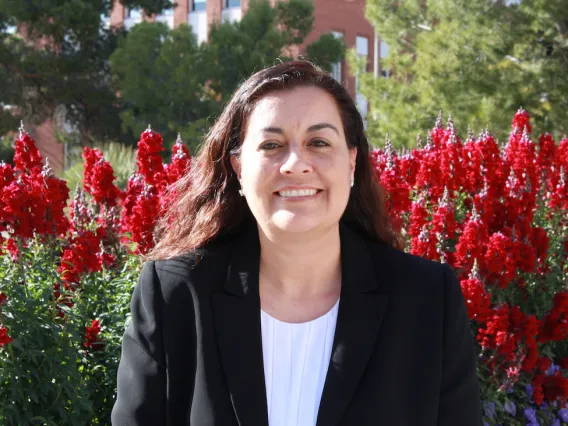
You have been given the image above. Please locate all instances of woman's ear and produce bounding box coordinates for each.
[230,155,241,181]
[350,147,357,178]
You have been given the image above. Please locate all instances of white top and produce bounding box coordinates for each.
[260,299,340,426]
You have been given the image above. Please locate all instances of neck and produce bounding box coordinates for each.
[257,223,342,301]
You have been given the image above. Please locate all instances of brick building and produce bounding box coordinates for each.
[34,0,389,172]
[108,0,388,108]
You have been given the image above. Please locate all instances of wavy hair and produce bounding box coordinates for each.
[146,60,403,260]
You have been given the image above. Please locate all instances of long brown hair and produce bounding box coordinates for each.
[146,60,403,260]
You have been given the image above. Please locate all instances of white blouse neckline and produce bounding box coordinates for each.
[260,298,340,326]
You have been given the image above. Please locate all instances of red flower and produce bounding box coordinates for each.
[13,130,43,172]
[539,292,568,343]
[5,239,19,261]
[512,108,532,134]
[460,277,491,323]
[455,211,489,273]
[0,292,7,306]
[136,128,167,191]
[166,135,192,184]
[543,373,568,405]
[83,147,123,206]
[84,319,104,351]
[483,232,518,288]
[532,373,545,405]
[0,326,12,347]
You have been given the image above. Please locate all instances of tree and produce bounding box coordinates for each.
[110,21,216,151]
[110,0,345,151]
[0,0,174,145]
[355,0,568,148]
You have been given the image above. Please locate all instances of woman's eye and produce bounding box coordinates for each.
[260,142,280,150]
[311,139,330,147]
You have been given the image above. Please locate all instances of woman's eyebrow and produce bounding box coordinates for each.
[307,123,340,135]
[260,127,284,134]
[260,123,340,136]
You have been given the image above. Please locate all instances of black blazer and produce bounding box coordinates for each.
[111,222,482,426]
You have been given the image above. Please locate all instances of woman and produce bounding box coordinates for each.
[111,61,482,426]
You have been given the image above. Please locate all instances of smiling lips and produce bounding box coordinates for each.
[276,188,323,198]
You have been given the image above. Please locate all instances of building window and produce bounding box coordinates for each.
[330,32,343,83]
[380,40,390,77]
[225,0,241,8]
[192,0,206,12]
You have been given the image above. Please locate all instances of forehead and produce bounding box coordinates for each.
[245,86,343,133]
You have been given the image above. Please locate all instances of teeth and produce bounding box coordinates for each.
[279,189,318,198]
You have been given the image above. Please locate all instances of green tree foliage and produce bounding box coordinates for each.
[110,21,216,151]
[0,0,174,145]
[356,0,568,148]
[110,0,345,151]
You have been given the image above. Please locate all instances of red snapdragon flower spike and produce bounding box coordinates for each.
[512,108,532,134]
[543,373,568,406]
[415,150,445,201]
[532,373,545,405]
[5,239,19,261]
[537,133,557,171]
[455,209,489,273]
[42,161,70,236]
[410,225,438,260]
[0,292,7,306]
[462,138,484,194]
[136,128,167,191]
[84,319,104,351]
[408,194,429,239]
[83,147,123,206]
[13,130,43,172]
[128,185,162,255]
[119,174,146,246]
[0,326,12,346]
[378,165,411,232]
[539,292,568,344]
[460,277,492,323]
[166,134,192,185]
[483,232,518,289]
[96,251,116,269]
[431,189,457,240]
[57,230,105,286]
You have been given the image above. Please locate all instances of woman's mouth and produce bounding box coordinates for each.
[275,189,323,199]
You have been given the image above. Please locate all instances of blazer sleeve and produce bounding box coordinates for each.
[111,261,167,426]
[437,263,483,426]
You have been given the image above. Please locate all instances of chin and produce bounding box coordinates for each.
[269,212,328,235]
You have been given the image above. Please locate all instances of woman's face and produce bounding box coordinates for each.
[230,86,357,235]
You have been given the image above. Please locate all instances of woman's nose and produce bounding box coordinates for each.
[279,148,313,175]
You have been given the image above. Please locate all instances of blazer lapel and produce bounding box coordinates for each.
[316,223,389,426]
[211,223,269,426]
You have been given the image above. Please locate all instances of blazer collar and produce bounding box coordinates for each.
[222,221,382,296]
[211,221,390,426]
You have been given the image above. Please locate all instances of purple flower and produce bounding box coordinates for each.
[551,420,560,426]
[558,408,568,422]
[524,407,538,423]
[546,363,560,376]
[504,400,516,416]
[483,422,490,426]
[525,384,534,399]
[483,401,496,419]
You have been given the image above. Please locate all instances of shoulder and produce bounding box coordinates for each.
[364,239,457,300]
[367,239,449,279]
[140,230,239,303]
